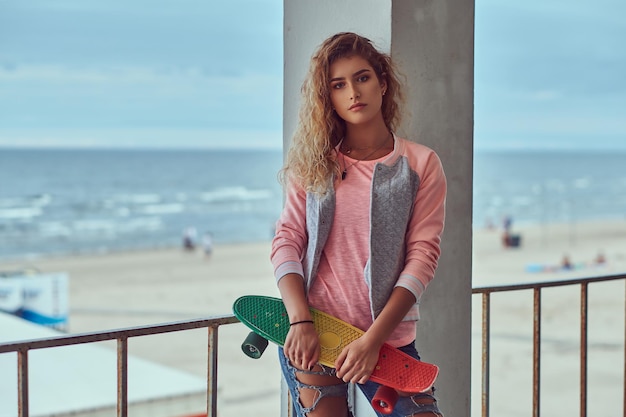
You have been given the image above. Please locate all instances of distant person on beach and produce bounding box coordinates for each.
[502,215,513,247]
[594,252,606,265]
[271,33,446,417]
[561,254,573,270]
[182,227,197,251]
[503,215,512,232]
[201,232,214,259]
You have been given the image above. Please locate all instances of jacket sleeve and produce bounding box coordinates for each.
[395,149,447,304]
[270,181,308,284]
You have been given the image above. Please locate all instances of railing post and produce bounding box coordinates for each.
[533,287,541,417]
[207,325,219,417]
[481,292,490,417]
[17,349,29,417]
[580,283,588,417]
[117,337,128,417]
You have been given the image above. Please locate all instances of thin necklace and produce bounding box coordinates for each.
[342,143,373,154]
[341,133,391,180]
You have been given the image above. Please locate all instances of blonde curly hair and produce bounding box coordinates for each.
[280,32,405,194]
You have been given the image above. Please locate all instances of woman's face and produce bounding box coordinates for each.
[328,55,386,127]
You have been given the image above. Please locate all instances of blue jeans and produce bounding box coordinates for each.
[278,342,443,416]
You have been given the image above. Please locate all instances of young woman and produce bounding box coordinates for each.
[271,32,447,417]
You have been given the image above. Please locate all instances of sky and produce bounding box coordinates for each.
[0,0,624,151]
[475,0,626,150]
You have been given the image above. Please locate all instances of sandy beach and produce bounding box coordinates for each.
[1,219,625,416]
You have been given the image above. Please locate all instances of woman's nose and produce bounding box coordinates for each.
[350,86,360,100]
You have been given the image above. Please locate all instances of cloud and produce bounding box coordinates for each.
[0,63,278,87]
[0,63,282,132]
[0,127,284,150]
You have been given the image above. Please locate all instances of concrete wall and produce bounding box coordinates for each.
[283,1,474,416]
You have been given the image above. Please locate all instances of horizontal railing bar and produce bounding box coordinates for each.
[0,315,239,353]
[472,273,625,294]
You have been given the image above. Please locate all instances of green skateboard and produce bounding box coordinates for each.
[232,295,439,414]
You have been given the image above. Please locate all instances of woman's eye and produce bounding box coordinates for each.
[357,75,369,83]
[332,82,345,89]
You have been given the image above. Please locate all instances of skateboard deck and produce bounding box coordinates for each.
[233,295,439,395]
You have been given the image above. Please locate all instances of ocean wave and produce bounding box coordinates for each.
[200,186,273,203]
[136,203,185,215]
[123,217,163,231]
[71,217,164,234]
[39,221,72,237]
[0,194,51,208]
[113,193,162,204]
[544,179,566,192]
[0,207,43,220]
[511,196,533,206]
[35,217,164,238]
[572,178,591,189]
[73,219,119,233]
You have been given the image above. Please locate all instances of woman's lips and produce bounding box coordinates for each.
[349,103,366,111]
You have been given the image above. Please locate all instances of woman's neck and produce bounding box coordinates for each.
[343,122,390,149]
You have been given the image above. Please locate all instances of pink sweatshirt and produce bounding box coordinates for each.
[271,136,446,347]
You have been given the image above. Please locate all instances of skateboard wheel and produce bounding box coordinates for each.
[241,331,269,359]
[371,385,399,415]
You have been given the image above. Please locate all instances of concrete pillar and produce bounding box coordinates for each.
[391,2,474,417]
[283,1,473,416]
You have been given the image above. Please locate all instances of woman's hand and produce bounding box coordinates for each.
[283,322,320,370]
[334,335,382,384]
[334,287,417,384]
[277,273,319,370]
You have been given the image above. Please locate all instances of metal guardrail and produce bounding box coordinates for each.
[0,315,240,417]
[473,273,626,417]
[3,274,625,417]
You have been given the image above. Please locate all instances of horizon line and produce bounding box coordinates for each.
[1,145,625,153]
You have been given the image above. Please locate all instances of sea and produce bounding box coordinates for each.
[1,148,626,260]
